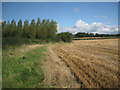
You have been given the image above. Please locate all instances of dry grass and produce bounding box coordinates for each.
[42,46,81,88]
[51,39,118,88]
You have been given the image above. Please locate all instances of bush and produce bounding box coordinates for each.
[56,32,72,42]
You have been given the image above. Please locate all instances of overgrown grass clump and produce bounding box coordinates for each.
[2,45,46,88]
[2,37,30,49]
[2,36,56,50]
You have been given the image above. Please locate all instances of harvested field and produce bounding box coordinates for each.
[51,39,118,88]
[42,46,81,88]
[72,37,118,40]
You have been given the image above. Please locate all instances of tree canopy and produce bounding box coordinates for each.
[2,18,72,48]
[2,18,57,40]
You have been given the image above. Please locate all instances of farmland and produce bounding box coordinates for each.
[2,2,119,88]
[2,38,119,88]
[51,39,118,88]
[72,36,119,40]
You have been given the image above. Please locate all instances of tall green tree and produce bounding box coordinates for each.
[18,19,22,30]
[2,21,7,37]
[23,20,29,38]
[48,19,57,39]
[2,21,6,29]
[37,17,40,26]
[10,19,16,36]
[29,19,36,39]
[36,18,41,39]
[44,19,50,39]
[17,19,22,36]
[40,19,46,39]
[5,21,10,36]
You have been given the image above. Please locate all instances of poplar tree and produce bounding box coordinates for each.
[17,19,22,36]
[36,18,41,38]
[30,19,36,39]
[10,19,16,36]
[23,20,29,38]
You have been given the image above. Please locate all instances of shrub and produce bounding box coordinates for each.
[56,32,72,42]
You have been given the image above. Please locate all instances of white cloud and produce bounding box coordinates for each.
[57,20,118,34]
[0,19,2,23]
[57,24,61,33]
[57,24,60,29]
[73,8,79,12]
[75,20,88,28]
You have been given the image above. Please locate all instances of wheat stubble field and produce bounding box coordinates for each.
[51,39,119,88]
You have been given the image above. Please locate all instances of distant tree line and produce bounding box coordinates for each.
[73,32,119,38]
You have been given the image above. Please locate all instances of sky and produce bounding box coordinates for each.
[2,2,118,34]
[2,0,120,2]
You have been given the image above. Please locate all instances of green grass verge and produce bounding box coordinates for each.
[2,45,47,88]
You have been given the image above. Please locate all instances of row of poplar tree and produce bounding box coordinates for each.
[2,18,57,40]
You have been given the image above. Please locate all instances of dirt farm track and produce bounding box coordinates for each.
[51,39,119,88]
